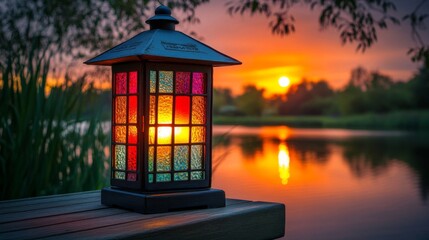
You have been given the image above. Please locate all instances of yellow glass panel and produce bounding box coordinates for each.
[174,127,189,144]
[158,127,172,144]
[157,95,172,124]
[149,127,155,144]
[191,126,205,143]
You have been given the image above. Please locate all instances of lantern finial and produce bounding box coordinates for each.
[146,5,179,30]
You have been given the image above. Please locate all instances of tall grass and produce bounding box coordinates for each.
[0,49,110,200]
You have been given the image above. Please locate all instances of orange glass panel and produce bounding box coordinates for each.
[128,96,137,124]
[158,95,172,124]
[115,72,127,94]
[115,96,127,124]
[149,95,156,124]
[175,96,190,124]
[174,127,189,144]
[114,126,126,143]
[128,125,138,144]
[191,126,205,143]
[127,145,137,171]
[129,71,138,94]
[156,146,171,171]
[158,127,172,144]
[192,96,206,124]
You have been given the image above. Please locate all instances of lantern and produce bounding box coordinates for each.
[85,5,240,213]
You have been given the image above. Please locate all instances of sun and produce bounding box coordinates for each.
[278,76,290,88]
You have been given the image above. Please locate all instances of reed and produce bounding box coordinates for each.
[0,49,109,200]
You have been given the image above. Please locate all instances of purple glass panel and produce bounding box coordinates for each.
[192,72,205,94]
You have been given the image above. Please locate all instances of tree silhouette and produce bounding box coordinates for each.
[227,0,429,66]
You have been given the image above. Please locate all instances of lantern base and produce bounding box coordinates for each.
[101,187,225,214]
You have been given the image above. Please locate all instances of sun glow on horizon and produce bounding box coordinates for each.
[278,76,291,88]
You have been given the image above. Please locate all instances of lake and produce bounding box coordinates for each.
[211,126,429,240]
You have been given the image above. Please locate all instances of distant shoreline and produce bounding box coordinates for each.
[212,110,429,131]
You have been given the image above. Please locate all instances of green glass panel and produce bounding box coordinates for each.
[174,172,189,181]
[156,146,171,171]
[156,173,171,182]
[114,145,126,170]
[191,145,203,170]
[148,174,154,183]
[174,145,188,171]
[150,71,156,93]
[149,146,154,172]
[159,71,173,93]
[115,171,125,180]
[191,171,204,180]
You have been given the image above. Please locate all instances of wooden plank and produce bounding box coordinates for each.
[0,196,100,214]
[0,191,100,209]
[41,201,285,240]
[0,201,108,224]
[0,208,126,233]
[0,192,285,240]
[0,199,250,239]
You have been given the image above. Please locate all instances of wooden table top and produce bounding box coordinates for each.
[0,190,285,239]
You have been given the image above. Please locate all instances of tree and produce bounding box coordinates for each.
[278,79,334,115]
[0,0,209,70]
[235,85,266,116]
[227,0,429,66]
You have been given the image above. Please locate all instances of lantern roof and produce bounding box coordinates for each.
[85,5,241,67]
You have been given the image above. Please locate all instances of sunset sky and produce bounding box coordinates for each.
[174,0,428,96]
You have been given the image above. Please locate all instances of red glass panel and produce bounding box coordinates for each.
[115,72,127,94]
[128,96,137,124]
[127,173,137,181]
[127,145,137,171]
[176,72,190,94]
[129,71,138,94]
[175,96,190,124]
[128,126,138,144]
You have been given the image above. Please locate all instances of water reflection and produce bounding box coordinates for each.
[212,126,429,239]
[278,143,290,185]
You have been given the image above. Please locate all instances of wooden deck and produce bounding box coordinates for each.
[0,191,285,239]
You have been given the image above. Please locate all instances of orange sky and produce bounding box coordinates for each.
[175,0,427,96]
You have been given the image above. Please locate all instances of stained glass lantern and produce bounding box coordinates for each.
[85,5,240,213]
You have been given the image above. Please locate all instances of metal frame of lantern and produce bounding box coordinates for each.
[109,62,213,191]
[85,5,240,214]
